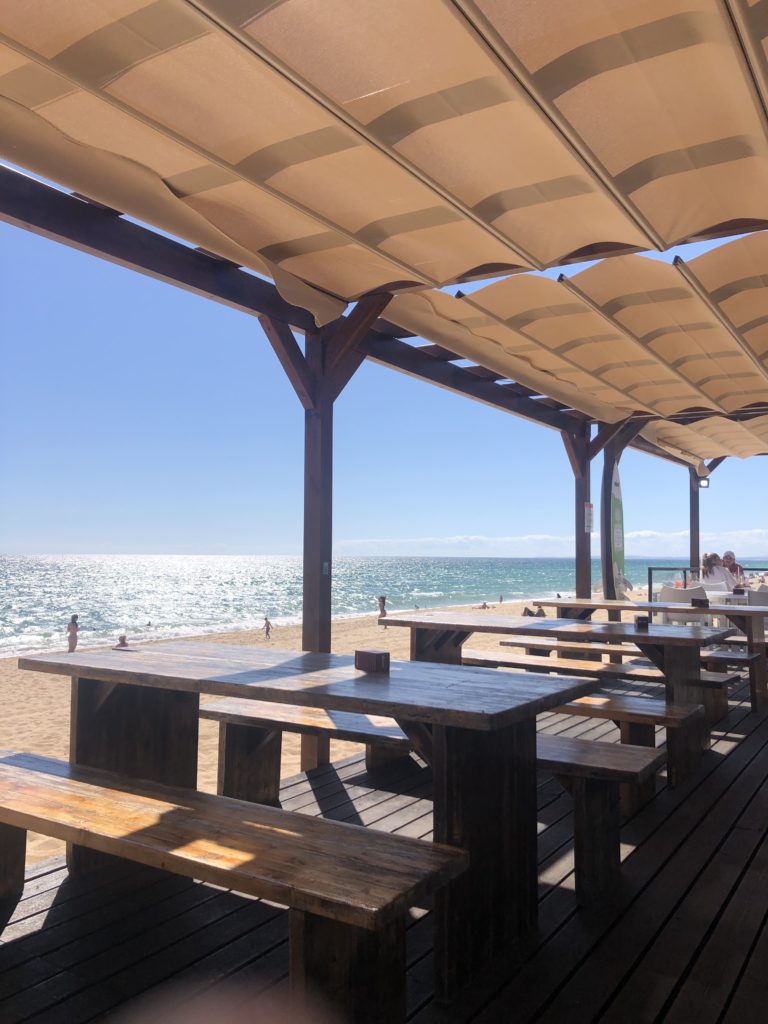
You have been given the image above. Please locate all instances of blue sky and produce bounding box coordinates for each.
[2,213,768,559]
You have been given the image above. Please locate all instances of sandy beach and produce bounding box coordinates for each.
[1,595,625,865]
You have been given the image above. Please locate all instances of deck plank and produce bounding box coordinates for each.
[0,674,764,1022]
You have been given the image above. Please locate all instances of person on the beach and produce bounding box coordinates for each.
[722,550,745,579]
[499,595,503,604]
[262,616,273,640]
[113,634,128,649]
[66,614,79,652]
[474,601,489,609]
[701,552,737,591]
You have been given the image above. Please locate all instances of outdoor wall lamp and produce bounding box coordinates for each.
[699,477,710,488]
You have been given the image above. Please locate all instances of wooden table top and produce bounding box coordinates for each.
[382,611,734,646]
[532,597,768,616]
[18,641,596,731]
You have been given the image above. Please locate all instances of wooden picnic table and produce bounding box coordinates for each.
[532,597,767,706]
[19,640,595,1000]
[381,610,735,719]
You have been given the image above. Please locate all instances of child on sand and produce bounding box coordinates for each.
[66,614,79,652]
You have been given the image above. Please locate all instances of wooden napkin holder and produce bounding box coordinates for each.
[355,649,390,674]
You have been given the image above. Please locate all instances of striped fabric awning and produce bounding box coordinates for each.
[3,0,768,324]
[386,233,768,462]
[3,1,768,461]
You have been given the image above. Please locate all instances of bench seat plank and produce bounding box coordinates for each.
[0,752,465,931]
[462,648,738,690]
[498,637,759,668]
[537,734,666,783]
[200,698,409,747]
[500,637,637,658]
[554,694,702,728]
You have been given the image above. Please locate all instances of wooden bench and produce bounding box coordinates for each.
[200,698,412,805]
[0,751,466,1024]
[500,637,636,659]
[500,636,759,672]
[537,734,665,906]
[462,648,738,722]
[552,694,704,792]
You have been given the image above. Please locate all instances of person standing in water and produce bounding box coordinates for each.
[66,614,79,653]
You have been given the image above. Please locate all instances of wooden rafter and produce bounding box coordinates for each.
[258,315,315,410]
[0,164,730,466]
[588,419,636,461]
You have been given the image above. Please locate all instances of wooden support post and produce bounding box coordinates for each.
[562,424,591,599]
[217,722,282,805]
[599,420,644,602]
[601,439,619,601]
[689,466,700,575]
[302,331,334,656]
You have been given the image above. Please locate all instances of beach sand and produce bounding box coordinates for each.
[1,594,631,865]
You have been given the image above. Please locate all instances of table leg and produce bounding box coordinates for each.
[410,628,471,663]
[432,719,537,1001]
[636,644,712,747]
[68,677,199,874]
[218,721,281,805]
[731,616,766,710]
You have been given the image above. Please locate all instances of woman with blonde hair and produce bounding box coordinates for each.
[700,552,737,591]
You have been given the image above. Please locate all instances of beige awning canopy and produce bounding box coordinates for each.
[386,234,768,462]
[2,1,768,463]
[4,0,768,326]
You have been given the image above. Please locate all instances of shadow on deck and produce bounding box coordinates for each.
[2,675,767,1022]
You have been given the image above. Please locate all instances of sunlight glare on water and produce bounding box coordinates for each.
[1,553,688,656]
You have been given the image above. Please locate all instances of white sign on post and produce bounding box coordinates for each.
[584,502,594,533]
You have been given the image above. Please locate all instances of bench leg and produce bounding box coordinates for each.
[0,823,26,903]
[290,909,405,1024]
[666,720,702,787]
[364,743,410,773]
[618,722,657,816]
[300,734,331,772]
[570,776,621,907]
[218,722,282,806]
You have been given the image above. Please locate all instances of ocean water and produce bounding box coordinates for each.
[0,553,693,657]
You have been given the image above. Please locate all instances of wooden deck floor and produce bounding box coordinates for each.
[2,674,768,1022]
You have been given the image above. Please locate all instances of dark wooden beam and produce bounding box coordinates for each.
[589,420,632,461]
[705,456,727,474]
[326,292,393,373]
[689,466,701,573]
[258,315,315,410]
[327,294,394,400]
[0,165,316,332]
[360,335,583,432]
